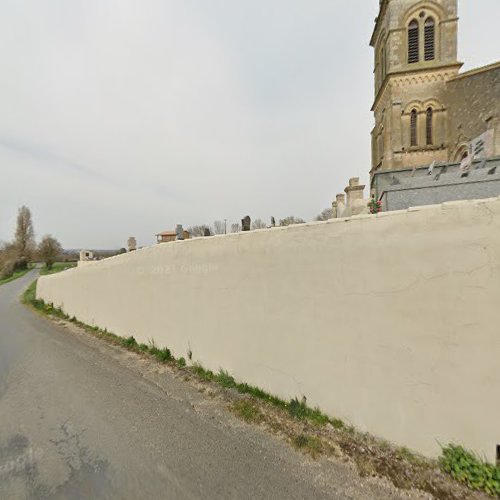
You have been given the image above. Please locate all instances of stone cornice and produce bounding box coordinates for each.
[371,63,463,112]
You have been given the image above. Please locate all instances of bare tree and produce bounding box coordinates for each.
[187,225,213,237]
[213,220,226,235]
[14,206,35,267]
[251,219,267,230]
[38,235,63,270]
[315,208,334,221]
[279,216,306,227]
[230,223,240,233]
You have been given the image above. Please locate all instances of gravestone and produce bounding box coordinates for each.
[241,216,251,231]
[127,237,137,252]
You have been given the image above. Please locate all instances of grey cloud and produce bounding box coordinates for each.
[0,0,498,248]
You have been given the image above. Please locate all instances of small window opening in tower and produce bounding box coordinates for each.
[410,109,418,146]
[408,20,419,63]
[426,108,433,145]
[380,45,386,82]
[424,17,435,61]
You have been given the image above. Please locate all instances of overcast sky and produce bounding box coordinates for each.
[1,0,499,249]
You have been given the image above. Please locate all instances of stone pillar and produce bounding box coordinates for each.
[127,237,137,252]
[176,225,185,240]
[418,110,426,149]
[436,108,446,147]
[336,193,346,218]
[487,117,500,157]
[391,101,402,154]
[332,201,337,219]
[344,178,365,208]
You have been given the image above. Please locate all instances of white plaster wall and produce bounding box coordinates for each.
[37,197,500,462]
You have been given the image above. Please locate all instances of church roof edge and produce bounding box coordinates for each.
[448,61,500,82]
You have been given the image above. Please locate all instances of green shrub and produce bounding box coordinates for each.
[440,444,500,497]
[0,260,15,280]
[177,357,186,368]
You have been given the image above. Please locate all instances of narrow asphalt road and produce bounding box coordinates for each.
[0,271,423,500]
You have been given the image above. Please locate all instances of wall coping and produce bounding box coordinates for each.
[39,195,500,282]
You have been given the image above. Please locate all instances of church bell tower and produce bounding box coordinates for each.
[370,0,462,174]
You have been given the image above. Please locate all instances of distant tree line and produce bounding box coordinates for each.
[186,209,332,238]
[0,206,63,280]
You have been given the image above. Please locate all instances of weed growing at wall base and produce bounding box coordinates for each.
[440,444,500,497]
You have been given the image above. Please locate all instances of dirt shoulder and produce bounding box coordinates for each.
[29,305,487,500]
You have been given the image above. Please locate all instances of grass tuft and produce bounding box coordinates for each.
[232,399,263,423]
[215,369,237,388]
[192,364,214,381]
[123,336,138,347]
[153,347,172,363]
[289,396,309,420]
[292,434,323,458]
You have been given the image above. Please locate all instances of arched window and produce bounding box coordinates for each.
[408,20,419,63]
[410,109,418,146]
[424,17,435,61]
[426,108,433,145]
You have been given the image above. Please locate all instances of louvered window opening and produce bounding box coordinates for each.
[426,108,433,145]
[408,20,419,63]
[410,110,418,146]
[424,18,435,61]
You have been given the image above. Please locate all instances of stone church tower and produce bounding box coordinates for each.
[370,0,462,173]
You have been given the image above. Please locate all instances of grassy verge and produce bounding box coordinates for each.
[0,266,32,286]
[22,281,496,499]
[39,262,77,276]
